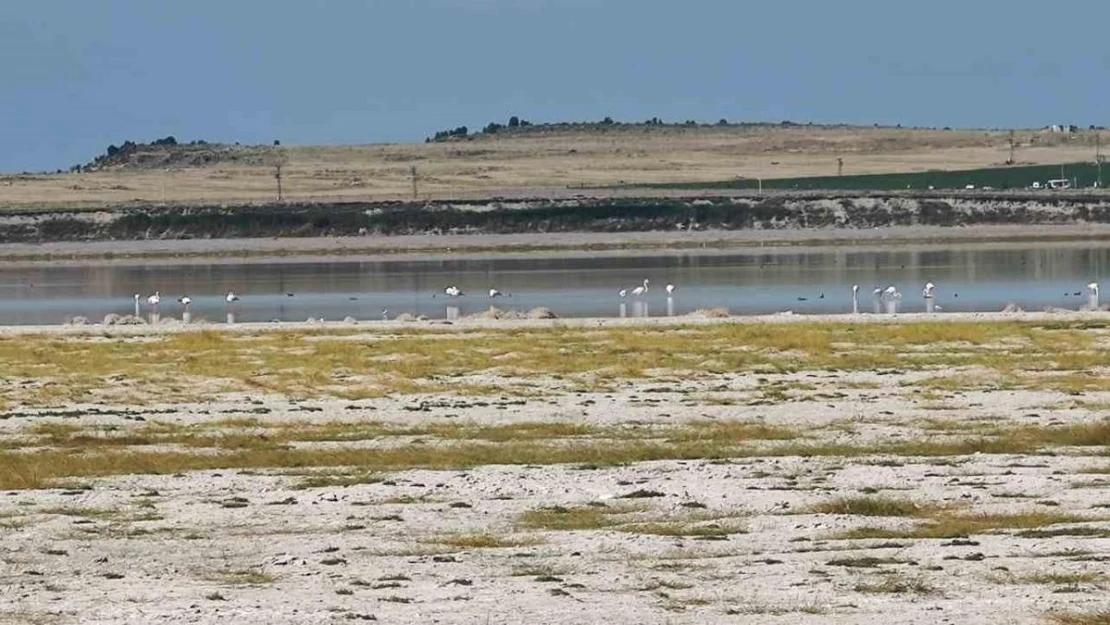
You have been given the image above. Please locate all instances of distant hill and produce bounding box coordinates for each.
[77,137,282,172]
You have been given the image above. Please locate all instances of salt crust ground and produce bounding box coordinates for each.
[1,313,1109,624]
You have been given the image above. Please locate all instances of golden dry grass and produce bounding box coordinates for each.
[0,126,1102,207]
[431,533,541,550]
[2,320,1110,490]
[2,321,1108,406]
[803,496,947,517]
[1047,612,1110,625]
[837,511,1094,540]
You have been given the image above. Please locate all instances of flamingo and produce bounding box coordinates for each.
[225,291,240,304]
[1087,282,1100,309]
[146,291,161,316]
[631,279,650,297]
[665,284,676,295]
[852,285,859,314]
[133,294,140,317]
[177,296,192,310]
[618,289,627,298]
[444,286,463,298]
[488,288,503,298]
[883,285,901,300]
[922,282,936,298]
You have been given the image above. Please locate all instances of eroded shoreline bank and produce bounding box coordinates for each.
[2,223,1110,264]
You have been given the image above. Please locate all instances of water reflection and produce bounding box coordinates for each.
[0,242,1107,325]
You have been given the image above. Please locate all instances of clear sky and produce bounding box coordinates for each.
[3,0,1108,172]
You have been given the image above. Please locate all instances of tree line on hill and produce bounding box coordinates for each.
[425,116,832,142]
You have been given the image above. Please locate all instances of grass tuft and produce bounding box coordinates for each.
[804,496,945,517]
[853,574,938,595]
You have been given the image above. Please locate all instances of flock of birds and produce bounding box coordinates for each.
[129,280,1102,321]
[134,290,239,317]
[437,279,679,301]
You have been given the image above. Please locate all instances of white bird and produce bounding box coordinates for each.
[133,293,140,317]
[872,287,882,297]
[147,291,161,307]
[381,308,389,320]
[618,289,627,298]
[883,285,901,300]
[225,291,240,304]
[488,288,503,298]
[177,296,192,309]
[665,284,676,295]
[1087,282,1100,309]
[852,285,860,313]
[444,286,463,298]
[631,279,650,297]
[922,282,936,298]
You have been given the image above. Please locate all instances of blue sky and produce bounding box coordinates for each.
[3,0,1108,172]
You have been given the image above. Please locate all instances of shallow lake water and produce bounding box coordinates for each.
[0,242,1107,325]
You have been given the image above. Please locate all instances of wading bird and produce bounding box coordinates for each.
[631,279,650,297]
[489,288,503,298]
[444,286,463,298]
[618,288,627,298]
[133,293,140,317]
[665,284,676,295]
[225,291,240,304]
[922,282,936,298]
[147,291,161,316]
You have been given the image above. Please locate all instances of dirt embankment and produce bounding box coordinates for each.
[2,193,1110,245]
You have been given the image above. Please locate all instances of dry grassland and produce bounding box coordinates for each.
[0,126,1103,207]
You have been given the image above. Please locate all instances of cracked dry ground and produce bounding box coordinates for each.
[1,320,1109,624]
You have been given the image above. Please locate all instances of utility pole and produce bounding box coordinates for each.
[411,165,418,199]
[837,157,844,176]
[1097,132,1103,188]
[275,164,283,202]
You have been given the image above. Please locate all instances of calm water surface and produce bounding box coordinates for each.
[0,243,1107,325]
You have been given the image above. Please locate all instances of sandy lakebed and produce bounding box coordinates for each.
[1,312,1109,624]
